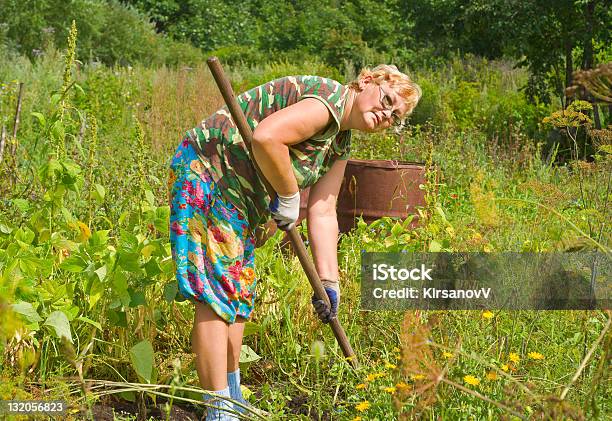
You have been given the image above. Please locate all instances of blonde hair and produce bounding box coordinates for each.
[348,64,422,117]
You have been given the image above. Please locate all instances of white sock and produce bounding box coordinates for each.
[203,386,237,421]
[227,368,246,404]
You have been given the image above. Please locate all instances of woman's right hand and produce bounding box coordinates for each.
[269,191,300,231]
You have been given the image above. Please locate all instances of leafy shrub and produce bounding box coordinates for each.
[208,44,265,68]
[0,0,203,66]
[407,76,443,127]
[230,59,344,93]
[407,55,554,145]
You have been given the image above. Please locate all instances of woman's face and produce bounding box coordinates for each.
[350,76,410,133]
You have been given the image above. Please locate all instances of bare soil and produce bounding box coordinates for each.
[79,397,201,421]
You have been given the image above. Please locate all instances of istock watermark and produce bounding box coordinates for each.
[372,264,433,281]
[361,252,610,310]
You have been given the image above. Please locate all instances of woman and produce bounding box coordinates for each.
[168,64,421,420]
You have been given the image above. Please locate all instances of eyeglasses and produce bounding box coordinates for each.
[379,85,404,128]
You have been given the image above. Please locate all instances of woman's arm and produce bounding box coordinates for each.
[306,159,348,281]
[251,98,332,196]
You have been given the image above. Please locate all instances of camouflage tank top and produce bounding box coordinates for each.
[185,75,352,230]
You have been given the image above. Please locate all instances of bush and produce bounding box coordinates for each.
[408,55,554,144]
[208,45,265,68]
[230,59,344,93]
[408,76,447,127]
[0,0,203,67]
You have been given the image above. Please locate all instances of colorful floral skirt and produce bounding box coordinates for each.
[168,137,257,323]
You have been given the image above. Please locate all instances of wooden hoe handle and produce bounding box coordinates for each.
[206,56,358,369]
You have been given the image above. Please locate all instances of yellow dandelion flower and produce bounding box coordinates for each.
[501,364,509,372]
[442,351,453,359]
[509,353,520,363]
[410,374,425,380]
[365,372,385,382]
[355,401,370,412]
[396,382,410,390]
[486,371,498,381]
[482,310,494,319]
[356,383,366,390]
[392,347,401,353]
[528,352,544,360]
[350,417,362,421]
[385,362,397,369]
[463,375,480,386]
[384,386,396,394]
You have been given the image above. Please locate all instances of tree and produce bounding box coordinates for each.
[404,0,612,104]
[501,0,611,106]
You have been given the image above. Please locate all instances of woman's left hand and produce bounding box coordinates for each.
[311,279,340,323]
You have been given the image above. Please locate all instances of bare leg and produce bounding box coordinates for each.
[192,301,229,390]
[227,315,268,417]
[227,316,246,371]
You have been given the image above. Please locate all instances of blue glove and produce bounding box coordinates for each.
[269,191,300,231]
[311,279,340,323]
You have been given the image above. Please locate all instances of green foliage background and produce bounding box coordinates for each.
[2,0,611,104]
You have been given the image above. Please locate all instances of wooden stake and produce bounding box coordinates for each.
[11,82,24,156]
[0,125,6,165]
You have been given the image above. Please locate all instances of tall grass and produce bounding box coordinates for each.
[137,64,225,154]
